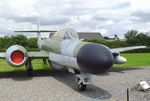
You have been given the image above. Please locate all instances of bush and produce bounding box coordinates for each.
[84,39,127,48]
[83,38,150,53]
[0,35,38,51]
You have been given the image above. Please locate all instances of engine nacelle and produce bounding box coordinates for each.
[5,45,28,67]
[114,55,127,64]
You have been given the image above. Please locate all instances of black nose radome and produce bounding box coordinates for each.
[77,43,114,74]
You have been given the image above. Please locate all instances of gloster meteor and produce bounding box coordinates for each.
[0,28,146,91]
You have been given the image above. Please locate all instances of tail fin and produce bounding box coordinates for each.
[37,20,41,41]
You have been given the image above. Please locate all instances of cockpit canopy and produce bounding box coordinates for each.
[51,28,79,40]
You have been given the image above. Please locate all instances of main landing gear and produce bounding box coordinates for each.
[25,58,33,76]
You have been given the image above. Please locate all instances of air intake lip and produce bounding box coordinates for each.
[5,45,28,67]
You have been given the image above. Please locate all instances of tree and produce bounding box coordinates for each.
[0,36,12,51]
[135,32,150,45]
[124,30,138,40]
[27,38,38,50]
[10,35,28,47]
[124,30,150,46]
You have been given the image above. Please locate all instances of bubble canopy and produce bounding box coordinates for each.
[51,28,79,40]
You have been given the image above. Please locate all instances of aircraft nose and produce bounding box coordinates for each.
[77,43,114,74]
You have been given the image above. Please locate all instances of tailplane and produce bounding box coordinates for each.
[14,30,57,42]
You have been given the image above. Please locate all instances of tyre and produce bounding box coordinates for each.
[77,82,87,91]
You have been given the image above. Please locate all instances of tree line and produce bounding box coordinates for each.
[0,30,150,52]
[85,30,150,53]
[0,35,38,51]
[124,30,150,46]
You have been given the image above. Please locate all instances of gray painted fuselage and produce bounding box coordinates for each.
[37,29,114,74]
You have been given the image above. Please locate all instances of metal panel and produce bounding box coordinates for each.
[49,52,80,70]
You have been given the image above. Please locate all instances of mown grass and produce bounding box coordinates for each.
[114,53,150,67]
[0,59,52,73]
[0,53,150,73]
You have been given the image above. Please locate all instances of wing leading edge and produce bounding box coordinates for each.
[0,51,49,59]
[110,46,147,53]
[28,51,49,59]
[0,52,5,58]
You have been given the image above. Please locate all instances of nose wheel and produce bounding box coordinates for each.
[68,68,92,91]
[76,72,92,91]
[77,78,87,91]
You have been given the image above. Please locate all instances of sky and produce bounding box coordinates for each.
[0,0,150,38]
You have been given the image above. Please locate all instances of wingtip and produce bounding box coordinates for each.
[140,46,147,48]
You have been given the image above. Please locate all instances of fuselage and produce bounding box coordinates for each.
[38,37,114,74]
[2,28,128,75]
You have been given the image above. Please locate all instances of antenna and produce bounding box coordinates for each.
[37,19,40,31]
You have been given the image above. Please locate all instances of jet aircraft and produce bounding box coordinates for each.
[0,28,146,91]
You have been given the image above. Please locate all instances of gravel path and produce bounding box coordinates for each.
[0,66,149,101]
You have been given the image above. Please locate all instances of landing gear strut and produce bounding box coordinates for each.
[25,58,33,76]
[73,69,92,91]
[43,58,47,65]
[77,78,87,91]
[68,68,92,91]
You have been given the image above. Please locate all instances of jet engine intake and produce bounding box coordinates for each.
[77,43,114,74]
[5,45,28,67]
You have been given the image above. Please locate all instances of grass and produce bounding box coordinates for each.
[114,53,150,67]
[0,59,52,73]
[0,53,150,73]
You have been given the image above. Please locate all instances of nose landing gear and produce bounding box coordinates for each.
[77,78,87,91]
[68,68,92,91]
[75,70,92,91]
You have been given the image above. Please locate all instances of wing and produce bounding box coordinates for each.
[28,51,49,59]
[0,51,49,59]
[0,52,5,58]
[110,46,147,53]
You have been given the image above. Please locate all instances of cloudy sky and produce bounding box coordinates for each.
[0,0,150,38]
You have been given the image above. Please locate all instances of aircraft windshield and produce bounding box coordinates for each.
[51,28,79,40]
[63,29,79,40]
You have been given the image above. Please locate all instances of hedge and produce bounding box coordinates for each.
[83,39,150,53]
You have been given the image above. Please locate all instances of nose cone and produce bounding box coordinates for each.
[77,43,114,74]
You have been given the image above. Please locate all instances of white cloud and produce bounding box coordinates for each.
[130,0,150,12]
[0,0,150,38]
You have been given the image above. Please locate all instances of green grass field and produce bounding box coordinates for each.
[115,53,150,67]
[0,59,52,73]
[0,53,150,73]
